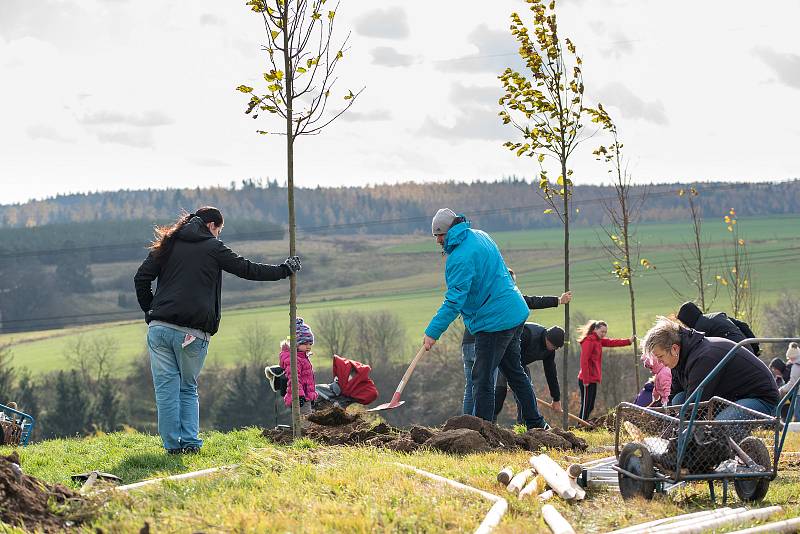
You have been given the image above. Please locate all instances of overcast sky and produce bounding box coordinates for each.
[1,0,799,205]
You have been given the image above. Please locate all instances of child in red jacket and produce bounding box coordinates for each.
[577,320,632,420]
[279,317,318,413]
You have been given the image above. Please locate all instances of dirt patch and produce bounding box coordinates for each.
[263,409,588,455]
[588,412,616,431]
[0,451,88,532]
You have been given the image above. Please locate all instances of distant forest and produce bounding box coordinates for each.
[1,178,798,333]
[2,179,799,239]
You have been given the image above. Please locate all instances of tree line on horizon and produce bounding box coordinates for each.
[1,178,798,235]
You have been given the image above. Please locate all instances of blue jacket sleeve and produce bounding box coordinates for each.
[425,257,473,339]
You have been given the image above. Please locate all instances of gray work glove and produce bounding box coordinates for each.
[284,256,302,273]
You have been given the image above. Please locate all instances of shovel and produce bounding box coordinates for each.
[72,470,122,493]
[368,346,426,412]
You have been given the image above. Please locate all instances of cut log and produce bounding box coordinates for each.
[542,504,576,534]
[539,489,554,501]
[507,468,534,494]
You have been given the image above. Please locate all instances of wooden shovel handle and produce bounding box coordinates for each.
[537,398,592,428]
[394,346,427,396]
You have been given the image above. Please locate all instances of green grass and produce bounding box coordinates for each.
[2,428,799,532]
[3,215,800,374]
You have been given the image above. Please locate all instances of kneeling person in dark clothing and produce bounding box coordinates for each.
[494,324,565,424]
[676,301,760,356]
[643,317,778,419]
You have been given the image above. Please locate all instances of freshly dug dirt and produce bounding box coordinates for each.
[588,412,617,431]
[0,451,87,532]
[425,429,490,454]
[263,408,588,455]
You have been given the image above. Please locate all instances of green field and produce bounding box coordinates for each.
[3,215,799,375]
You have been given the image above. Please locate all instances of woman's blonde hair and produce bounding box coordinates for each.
[642,316,681,355]
[577,320,607,342]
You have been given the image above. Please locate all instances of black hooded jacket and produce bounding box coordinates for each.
[520,322,560,402]
[669,328,777,406]
[134,217,290,335]
[695,312,760,356]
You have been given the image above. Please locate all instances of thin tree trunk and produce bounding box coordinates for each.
[561,159,570,429]
[622,212,640,389]
[283,18,301,438]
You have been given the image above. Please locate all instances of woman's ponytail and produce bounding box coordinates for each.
[149,206,223,261]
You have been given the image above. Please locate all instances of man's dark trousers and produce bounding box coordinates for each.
[472,323,546,428]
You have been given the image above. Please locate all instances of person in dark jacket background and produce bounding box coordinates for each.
[643,317,777,421]
[676,301,760,356]
[494,323,565,423]
[460,266,570,416]
[134,207,300,454]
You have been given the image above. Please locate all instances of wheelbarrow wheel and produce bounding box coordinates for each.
[733,436,770,502]
[618,442,656,500]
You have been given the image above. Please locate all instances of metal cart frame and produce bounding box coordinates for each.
[613,338,800,503]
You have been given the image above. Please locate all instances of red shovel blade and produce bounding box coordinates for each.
[367,400,405,413]
[367,391,405,412]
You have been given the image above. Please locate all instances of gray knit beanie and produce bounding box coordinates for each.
[431,208,458,236]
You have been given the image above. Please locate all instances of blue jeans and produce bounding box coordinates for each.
[472,324,546,428]
[147,325,209,450]
[716,397,775,421]
[462,342,498,415]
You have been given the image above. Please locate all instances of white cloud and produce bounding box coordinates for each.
[354,7,409,39]
[596,82,668,125]
[26,124,73,143]
[753,47,800,90]
[94,129,154,148]
[77,110,174,127]
[340,109,392,122]
[370,46,415,67]
[199,13,225,26]
[436,23,523,74]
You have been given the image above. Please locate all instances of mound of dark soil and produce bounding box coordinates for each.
[263,409,587,455]
[588,412,616,431]
[0,451,87,532]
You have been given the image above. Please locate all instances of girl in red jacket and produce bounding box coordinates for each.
[577,320,632,420]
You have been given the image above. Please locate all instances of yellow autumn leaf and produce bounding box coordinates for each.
[544,208,553,214]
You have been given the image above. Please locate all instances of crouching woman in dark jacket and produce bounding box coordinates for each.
[134,207,300,454]
[642,317,778,422]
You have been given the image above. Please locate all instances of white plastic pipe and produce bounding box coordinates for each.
[606,508,736,534]
[542,504,576,534]
[644,506,782,534]
[529,455,581,500]
[507,468,534,494]
[395,463,507,534]
[115,464,239,492]
[726,517,800,533]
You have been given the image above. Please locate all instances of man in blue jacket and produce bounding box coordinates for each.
[422,208,547,428]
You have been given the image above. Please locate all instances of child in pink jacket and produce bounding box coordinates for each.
[642,352,671,407]
[279,317,318,411]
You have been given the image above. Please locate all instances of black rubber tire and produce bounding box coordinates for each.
[733,436,771,502]
[618,442,656,500]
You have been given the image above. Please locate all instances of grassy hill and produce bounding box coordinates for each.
[2,215,799,375]
[2,426,799,532]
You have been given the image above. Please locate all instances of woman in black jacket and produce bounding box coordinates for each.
[134,207,299,454]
